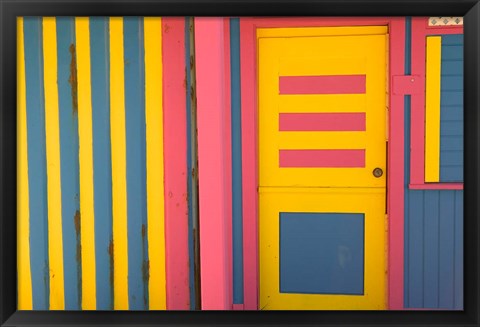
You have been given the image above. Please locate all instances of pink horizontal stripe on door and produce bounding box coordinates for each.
[279,75,366,94]
[279,112,366,131]
[279,149,365,167]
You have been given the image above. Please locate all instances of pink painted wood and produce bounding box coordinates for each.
[410,18,464,188]
[279,75,366,94]
[240,17,406,310]
[162,18,190,310]
[409,183,464,190]
[195,17,233,310]
[279,113,366,131]
[279,149,365,168]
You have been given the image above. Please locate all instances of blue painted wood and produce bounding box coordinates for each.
[23,17,50,310]
[423,191,439,308]
[441,45,463,60]
[230,17,244,305]
[407,191,424,307]
[56,17,81,310]
[123,17,148,310]
[440,91,463,106]
[438,191,455,308]
[454,191,463,309]
[439,35,463,183]
[441,35,463,45]
[441,61,462,75]
[440,136,462,151]
[90,17,113,310]
[279,213,364,295]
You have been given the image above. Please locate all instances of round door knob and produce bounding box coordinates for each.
[373,167,383,178]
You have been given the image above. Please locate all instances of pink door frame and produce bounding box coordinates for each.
[239,17,406,310]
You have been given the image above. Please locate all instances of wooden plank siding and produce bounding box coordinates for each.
[404,21,463,309]
[17,16,190,310]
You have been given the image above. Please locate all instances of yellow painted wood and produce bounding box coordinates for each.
[109,17,129,310]
[258,26,387,310]
[258,32,387,188]
[42,17,65,310]
[75,17,97,309]
[259,188,386,310]
[144,17,167,310]
[257,25,388,38]
[425,36,442,183]
[17,17,33,310]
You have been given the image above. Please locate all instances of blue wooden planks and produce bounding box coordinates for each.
[56,16,81,310]
[90,17,114,310]
[123,17,148,310]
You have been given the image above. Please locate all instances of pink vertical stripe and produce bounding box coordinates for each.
[279,113,366,131]
[162,18,190,310]
[279,149,365,167]
[387,18,406,310]
[240,18,258,311]
[410,18,427,185]
[195,17,232,310]
[279,75,366,94]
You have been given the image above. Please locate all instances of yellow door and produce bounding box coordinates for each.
[258,26,388,310]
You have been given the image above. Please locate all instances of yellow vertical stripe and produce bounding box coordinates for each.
[144,17,166,310]
[17,17,33,310]
[109,17,129,310]
[75,17,97,309]
[425,36,442,183]
[42,17,65,310]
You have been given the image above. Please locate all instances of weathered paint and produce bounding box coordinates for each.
[144,17,166,310]
[195,17,232,310]
[75,16,98,310]
[43,17,66,310]
[56,17,81,310]
[162,18,190,310]
[17,16,33,310]
[23,16,50,310]
[123,17,148,310]
[90,16,113,310]
[109,17,130,310]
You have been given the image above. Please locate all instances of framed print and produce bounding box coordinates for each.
[1,0,479,326]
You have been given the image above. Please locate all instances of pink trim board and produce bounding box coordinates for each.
[162,18,190,310]
[195,17,233,310]
[279,75,366,94]
[279,149,366,168]
[239,17,406,310]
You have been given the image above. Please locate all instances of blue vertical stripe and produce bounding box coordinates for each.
[123,17,148,310]
[403,16,411,308]
[56,16,81,310]
[185,17,196,310]
[230,17,244,305]
[23,17,50,310]
[90,17,113,310]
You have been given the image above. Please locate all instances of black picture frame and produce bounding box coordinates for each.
[1,0,478,326]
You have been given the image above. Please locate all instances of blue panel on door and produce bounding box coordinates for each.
[279,213,364,295]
